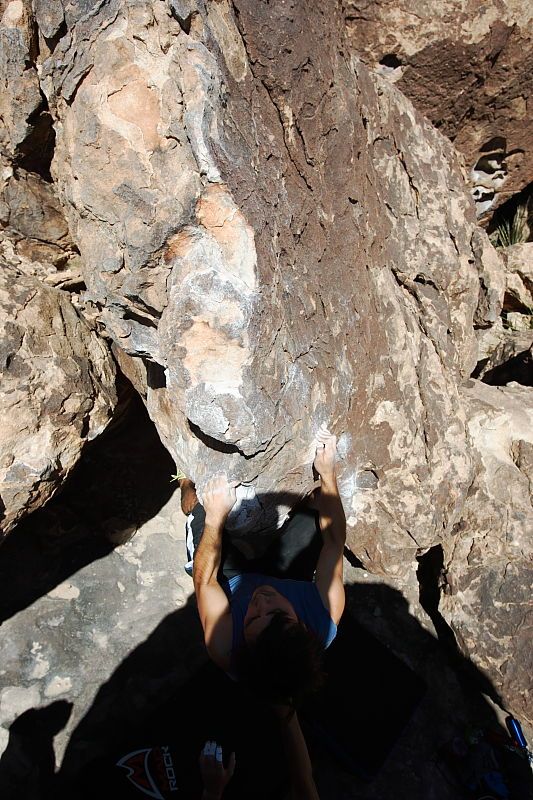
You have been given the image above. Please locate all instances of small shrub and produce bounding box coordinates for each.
[490,202,529,248]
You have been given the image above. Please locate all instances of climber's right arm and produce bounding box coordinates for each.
[193,475,236,672]
[193,527,232,672]
[313,429,346,625]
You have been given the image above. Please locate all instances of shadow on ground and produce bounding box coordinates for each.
[0,381,176,625]
[1,568,531,798]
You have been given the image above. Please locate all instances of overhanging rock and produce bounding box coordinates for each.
[35,0,494,575]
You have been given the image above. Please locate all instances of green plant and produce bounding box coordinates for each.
[490,202,529,248]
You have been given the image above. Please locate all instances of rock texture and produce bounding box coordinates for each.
[476,320,533,385]
[343,0,533,217]
[0,265,116,536]
[473,242,533,383]
[0,0,42,159]
[471,228,506,328]
[0,0,78,284]
[500,242,533,314]
[1,0,532,738]
[29,0,493,574]
[442,380,533,725]
[0,157,81,284]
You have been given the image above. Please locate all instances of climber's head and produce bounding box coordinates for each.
[243,584,299,643]
[238,585,325,706]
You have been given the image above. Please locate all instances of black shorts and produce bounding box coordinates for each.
[185,503,322,581]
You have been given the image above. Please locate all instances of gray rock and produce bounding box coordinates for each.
[471,228,505,328]
[500,242,533,314]
[442,380,533,725]
[343,0,533,216]
[475,323,533,385]
[1,160,71,246]
[32,0,65,41]
[33,0,489,579]
[0,265,117,537]
[0,0,42,155]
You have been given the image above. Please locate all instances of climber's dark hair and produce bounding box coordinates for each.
[235,611,326,707]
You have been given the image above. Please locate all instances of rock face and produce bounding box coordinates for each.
[473,241,533,383]
[0,158,80,280]
[31,0,490,573]
[471,228,506,328]
[343,0,533,217]
[0,0,42,159]
[500,242,533,315]
[476,321,533,385]
[1,0,532,733]
[442,380,533,725]
[0,0,77,282]
[0,265,117,537]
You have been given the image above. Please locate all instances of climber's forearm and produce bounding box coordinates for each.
[278,711,320,800]
[317,475,346,551]
[193,522,224,588]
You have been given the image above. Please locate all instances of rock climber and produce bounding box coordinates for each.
[176,425,346,709]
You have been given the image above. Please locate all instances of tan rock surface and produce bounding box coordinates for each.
[0,155,82,289]
[0,162,70,247]
[0,0,41,156]
[0,265,117,536]
[500,242,533,313]
[442,380,533,724]
[343,0,533,216]
[26,0,497,577]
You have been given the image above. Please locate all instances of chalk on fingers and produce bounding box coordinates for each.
[216,745,223,763]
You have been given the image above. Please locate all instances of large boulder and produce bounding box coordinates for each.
[0,265,117,537]
[1,0,531,734]
[343,0,533,217]
[30,0,492,576]
[441,380,533,725]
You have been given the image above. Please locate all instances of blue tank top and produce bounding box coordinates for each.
[224,573,338,658]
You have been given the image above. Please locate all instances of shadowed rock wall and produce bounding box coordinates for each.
[343,0,533,217]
